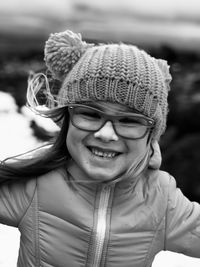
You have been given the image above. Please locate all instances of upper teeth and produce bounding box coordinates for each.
[91,148,117,158]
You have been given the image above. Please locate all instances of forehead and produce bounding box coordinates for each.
[85,101,140,115]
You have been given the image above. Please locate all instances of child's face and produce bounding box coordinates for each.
[66,101,151,182]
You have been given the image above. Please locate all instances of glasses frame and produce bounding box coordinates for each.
[68,104,154,140]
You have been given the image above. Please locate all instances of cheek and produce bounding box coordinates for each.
[66,124,78,155]
[126,136,148,158]
[66,124,74,146]
[66,123,87,158]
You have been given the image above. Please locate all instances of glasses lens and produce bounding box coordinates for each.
[70,106,103,131]
[116,116,151,138]
[116,123,148,139]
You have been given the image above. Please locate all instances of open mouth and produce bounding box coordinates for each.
[87,146,121,159]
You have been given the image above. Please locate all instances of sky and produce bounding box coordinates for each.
[74,0,200,20]
[1,0,200,52]
[0,0,71,18]
[1,0,200,21]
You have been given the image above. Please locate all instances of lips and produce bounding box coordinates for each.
[87,146,121,159]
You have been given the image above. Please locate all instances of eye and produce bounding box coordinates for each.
[119,117,142,125]
[76,108,101,120]
[82,111,100,119]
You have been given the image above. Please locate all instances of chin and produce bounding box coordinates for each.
[84,166,121,182]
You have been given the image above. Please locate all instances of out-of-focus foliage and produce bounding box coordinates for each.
[152,46,200,202]
[0,52,44,107]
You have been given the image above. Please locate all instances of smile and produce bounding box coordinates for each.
[88,146,121,159]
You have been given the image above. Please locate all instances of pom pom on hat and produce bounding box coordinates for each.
[44,30,94,80]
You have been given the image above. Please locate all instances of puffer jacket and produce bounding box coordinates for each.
[0,161,200,267]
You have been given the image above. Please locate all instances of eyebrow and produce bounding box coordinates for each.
[83,101,141,114]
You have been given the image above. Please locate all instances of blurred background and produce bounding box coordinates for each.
[0,0,200,266]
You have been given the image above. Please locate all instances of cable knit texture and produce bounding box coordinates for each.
[43,30,172,140]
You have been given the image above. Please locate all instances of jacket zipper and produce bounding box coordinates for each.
[91,184,111,267]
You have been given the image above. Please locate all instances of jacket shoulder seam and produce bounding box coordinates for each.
[18,178,37,227]
[144,216,165,265]
[163,172,172,250]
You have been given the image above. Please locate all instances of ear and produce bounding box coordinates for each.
[148,140,162,170]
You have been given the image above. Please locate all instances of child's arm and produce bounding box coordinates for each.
[165,176,200,257]
[0,179,36,227]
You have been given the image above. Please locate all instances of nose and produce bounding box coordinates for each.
[94,121,119,142]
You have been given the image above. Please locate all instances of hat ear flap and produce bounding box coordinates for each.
[149,140,162,169]
[44,30,93,81]
[157,59,172,91]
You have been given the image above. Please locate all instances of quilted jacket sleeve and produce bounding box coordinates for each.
[0,179,36,227]
[165,175,200,257]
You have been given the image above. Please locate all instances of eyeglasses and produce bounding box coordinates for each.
[68,104,154,139]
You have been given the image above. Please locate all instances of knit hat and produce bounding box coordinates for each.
[27,30,172,140]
